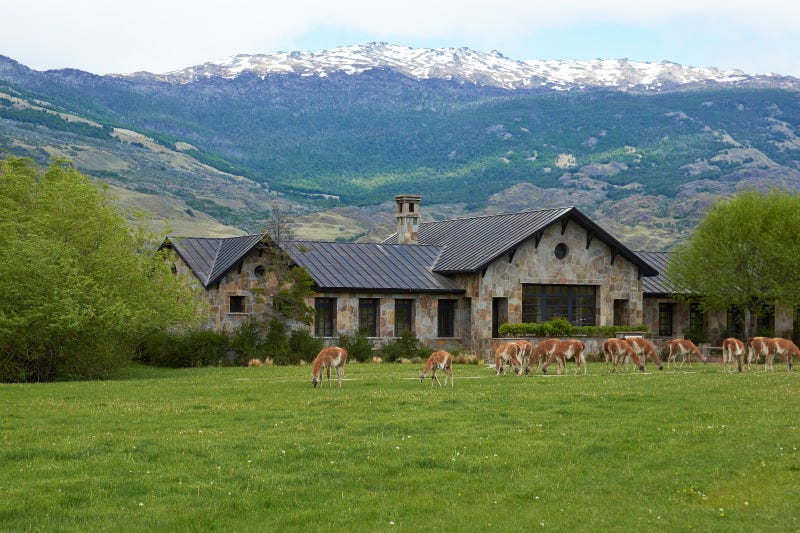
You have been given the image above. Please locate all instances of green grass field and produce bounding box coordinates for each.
[2,362,799,532]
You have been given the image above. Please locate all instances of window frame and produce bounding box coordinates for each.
[521,284,597,326]
[658,302,674,337]
[314,297,337,338]
[358,298,379,338]
[394,299,414,337]
[437,299,456,338]
[229,295,246,314]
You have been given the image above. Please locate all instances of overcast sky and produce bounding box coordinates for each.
[3,0,800,77]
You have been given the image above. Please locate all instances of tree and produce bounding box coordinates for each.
[0,157,199,382]
[257,202,315,326]
[667,189,800,338]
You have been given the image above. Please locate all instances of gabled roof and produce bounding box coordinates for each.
[163,234,464,294]
[281,241,464,294]
[636,251,689,296]
[164,234,267,288]
[387,206,657,276]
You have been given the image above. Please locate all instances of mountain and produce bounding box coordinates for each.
[2,43,800,249]
[147,43,799,92]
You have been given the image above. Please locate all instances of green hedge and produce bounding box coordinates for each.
[498,318,648,339]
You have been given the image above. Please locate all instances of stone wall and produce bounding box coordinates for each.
[169,248,276,331]
[308,292,469,351]
[469,220,644,358]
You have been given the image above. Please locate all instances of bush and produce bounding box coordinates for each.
[138,329,230,368]
[379,331,434,363]
[289,329,325,364]
[338,332,374,362]
[498,320,648,338]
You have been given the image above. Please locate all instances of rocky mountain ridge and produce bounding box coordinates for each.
[136,42,800,91]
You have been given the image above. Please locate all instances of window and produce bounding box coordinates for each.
[314,298,336,337]
[554,243,568,260]
[438,299,456,337]
[254,265,266,278]
[229,295,245,314]
[395,299,414,336]
[359,298,379,337]
[658,302,674,337]
[522,284,596,326]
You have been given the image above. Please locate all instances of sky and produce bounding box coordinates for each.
[3,0,800,77]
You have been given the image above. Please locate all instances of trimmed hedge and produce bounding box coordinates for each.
[498,318,648,338]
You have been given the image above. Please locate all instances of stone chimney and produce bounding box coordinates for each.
[395,194,421,245]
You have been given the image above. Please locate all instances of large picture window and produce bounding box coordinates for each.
[359,298,379,337]
[437,299,456,337]
[522,284,596,326]
[314,298,336,337]
[395,299,414,336]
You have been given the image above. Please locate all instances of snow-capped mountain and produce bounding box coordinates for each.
[147,42,796,91]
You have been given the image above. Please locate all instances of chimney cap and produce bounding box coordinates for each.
[395,194,421,202]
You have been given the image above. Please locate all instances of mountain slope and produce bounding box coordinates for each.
[1,44,799,248]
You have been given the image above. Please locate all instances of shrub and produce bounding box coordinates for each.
[288,329,325,364]
[379,331,434,363]
[499,320,648,338]
[337,332,374,362]
[138,329,230,368]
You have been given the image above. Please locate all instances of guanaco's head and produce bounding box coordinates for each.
[312,373,320,388]
[419,372,426,383]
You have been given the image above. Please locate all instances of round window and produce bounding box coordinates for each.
[254,265,266,278]
[554,243,568,260]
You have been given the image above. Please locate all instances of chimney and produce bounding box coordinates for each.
[395,194,421,245]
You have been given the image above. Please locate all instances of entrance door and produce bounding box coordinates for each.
[613,299,630,327]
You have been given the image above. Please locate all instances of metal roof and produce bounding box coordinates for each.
[281,241,464,294]
[165,206,657,292]
[387,206,657,276]
[165,234,266,288]
[635,251,687,295]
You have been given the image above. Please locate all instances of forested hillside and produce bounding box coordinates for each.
[1,53,799,247]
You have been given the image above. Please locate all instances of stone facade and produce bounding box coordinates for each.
[168,247,277,331]
[168,204,650,359]
[642,298,794,344]
[309,292,470,351]
[460,219,643,358]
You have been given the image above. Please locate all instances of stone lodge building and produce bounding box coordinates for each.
[163,195,659,359]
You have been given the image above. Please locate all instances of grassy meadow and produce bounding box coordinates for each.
[1,361,799,532]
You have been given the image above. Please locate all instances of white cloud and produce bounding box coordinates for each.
[2,0,799,75]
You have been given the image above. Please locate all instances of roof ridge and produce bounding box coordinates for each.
[421,206,573,225]
[289,240,443,248]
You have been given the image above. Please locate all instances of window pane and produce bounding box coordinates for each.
[438,299,455,337]
[395,299,414,336]
[229,296,245,313]
[658,303,673,336]
[521,285,542,323]
[314,298,336,337]
[359,298,378,337]
[521,284,596,326]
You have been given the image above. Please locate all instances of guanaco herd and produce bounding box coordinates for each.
[310,336,800,388]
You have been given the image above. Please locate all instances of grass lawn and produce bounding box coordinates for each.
[1,361,799,532]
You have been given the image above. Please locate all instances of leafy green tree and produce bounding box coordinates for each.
[667,189,800,337]
[0,157,199,381]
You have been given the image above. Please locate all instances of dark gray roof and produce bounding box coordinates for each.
[281,241,464,294]
[636,251,687,295]
[164,234,266,288]
[164,234,464,294]
[387,206,657,276]
[165,206,656,293]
